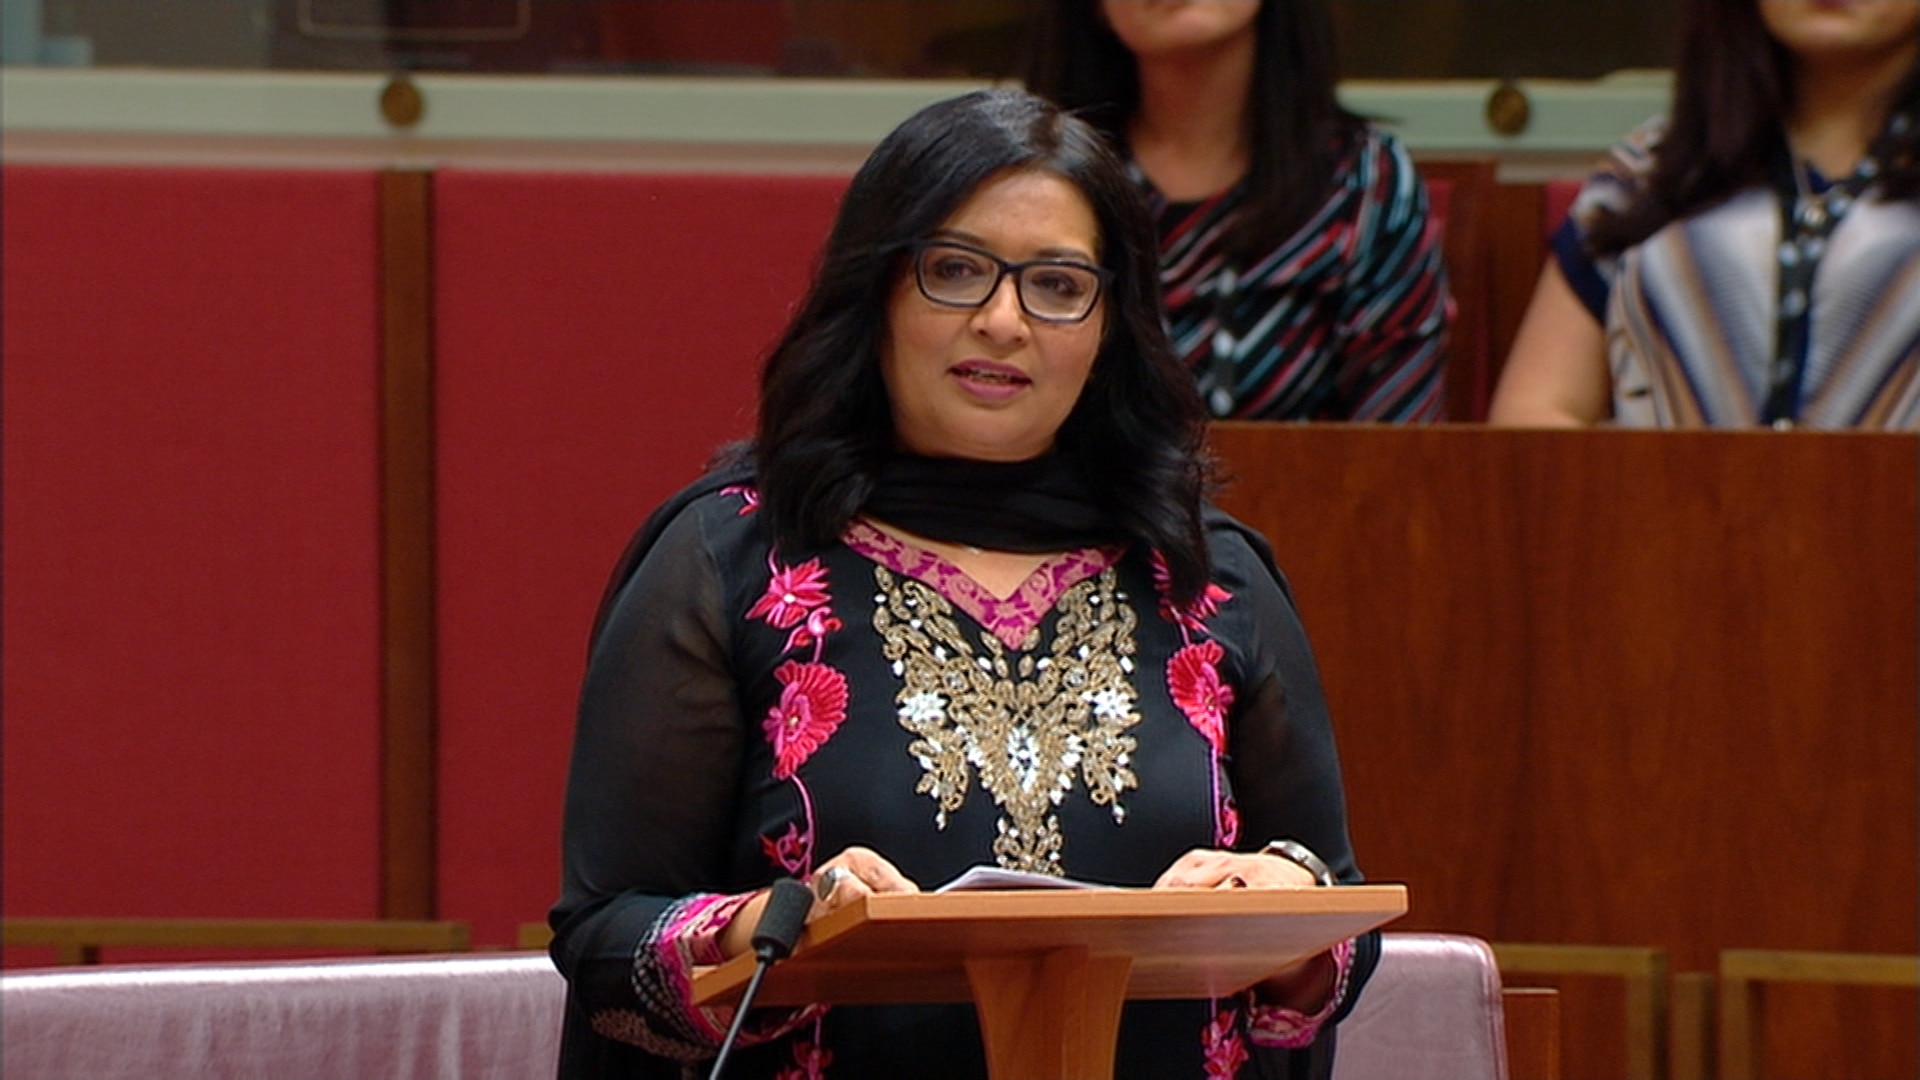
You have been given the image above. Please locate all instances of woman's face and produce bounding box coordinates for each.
[1759,0,1920,65]
[1099,0,1262,59]
[881,169,1106,463]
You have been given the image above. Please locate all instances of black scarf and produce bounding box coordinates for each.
[862,453,1123,553]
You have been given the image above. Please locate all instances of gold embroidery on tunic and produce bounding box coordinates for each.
[874,565,1140,874]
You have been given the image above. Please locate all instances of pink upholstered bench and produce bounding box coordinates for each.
[3,934,1519,1079]
[1,952,564,1079]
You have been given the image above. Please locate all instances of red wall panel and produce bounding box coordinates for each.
[431,170,849,944]
[1,165,385,956]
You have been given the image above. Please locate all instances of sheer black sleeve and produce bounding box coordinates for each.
[549,502,808,1071]
[1210,519,1383,1033]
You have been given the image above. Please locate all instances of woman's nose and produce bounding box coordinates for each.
[970,275,1030,342]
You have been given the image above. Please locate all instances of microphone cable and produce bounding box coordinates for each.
[706,877,813,1080]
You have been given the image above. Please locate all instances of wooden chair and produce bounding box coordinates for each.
[1492,942,1669,1080]
[1667,972,1716,1080]
[3,917,470,965]
[1415,156,1500,421]
[1501,986,1562,1080]
[1718,949,1920,1080]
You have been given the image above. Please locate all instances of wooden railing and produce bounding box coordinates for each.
[1718,950,1919,1080]
[1493,943,1668,1080]
[3,918,471,965]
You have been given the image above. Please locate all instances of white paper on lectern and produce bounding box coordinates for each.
[933,866,1117,893]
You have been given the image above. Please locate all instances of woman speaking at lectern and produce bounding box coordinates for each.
[548,88,1378,1079]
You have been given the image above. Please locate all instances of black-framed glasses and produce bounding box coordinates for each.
[908,239,1110,324]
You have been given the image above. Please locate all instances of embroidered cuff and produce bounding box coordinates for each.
[1244,937,1356,1049]
[673,893,822,1049]
[595,892,819,1061]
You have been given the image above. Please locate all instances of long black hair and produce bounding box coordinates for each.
[1023,0,1364,261]
[1589,0,1920,254]
[750,88,1215,603]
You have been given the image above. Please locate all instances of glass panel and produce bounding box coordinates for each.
[15,0,1677,79]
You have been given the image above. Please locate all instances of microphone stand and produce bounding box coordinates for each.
[707,878,813,1080]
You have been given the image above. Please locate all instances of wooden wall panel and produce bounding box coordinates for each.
[378,170,437,920]
[1206,424,1918,1079]
[1487,180,1547,378]
[1417,158,1500,421]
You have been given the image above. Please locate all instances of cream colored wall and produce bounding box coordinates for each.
[2,68,1664,177]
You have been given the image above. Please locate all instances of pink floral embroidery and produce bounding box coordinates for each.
[748,555,832,630]
[1153,551,1239,846]
[764,660,849,779]
[1246,938,1357,1048]
[759,821,809,875]
[843,520,1119,651]
[1202,1005,1249,1079]
[1152,551,1233,633]
[1169,640,1234,754]
[1217,799,1241,848]
[748,546,845,878]
[783,606,844,656]
[720,484,760,515]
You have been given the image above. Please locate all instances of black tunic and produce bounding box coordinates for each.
[550,472,1378,1078]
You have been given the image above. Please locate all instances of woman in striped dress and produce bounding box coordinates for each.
[1491,0,1920,429]
[1025,0,1452,422]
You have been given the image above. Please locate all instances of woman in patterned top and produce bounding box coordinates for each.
[1491,0,1920,428]
[1023,0,1451,421]
[549,89,1378,1079]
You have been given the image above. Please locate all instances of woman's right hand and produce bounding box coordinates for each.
[807,845,921,911]
[718,846,920,959]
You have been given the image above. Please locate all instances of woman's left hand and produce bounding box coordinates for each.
[1152,849,1336,1006]
[1152,847,1320,890]
[1154,847,1341,1011]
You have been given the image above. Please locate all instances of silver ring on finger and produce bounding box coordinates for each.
[814,867,848,902]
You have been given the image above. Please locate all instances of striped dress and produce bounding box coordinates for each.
[1142,127,1450,422]
[1557,117,1920,429]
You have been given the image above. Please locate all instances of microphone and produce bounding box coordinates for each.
[707,878,814,1080]
[749,876,813,962]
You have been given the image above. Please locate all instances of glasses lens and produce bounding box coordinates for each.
[913,242,1103,322]
[1018,264,1102,321]
[916,244,998,306]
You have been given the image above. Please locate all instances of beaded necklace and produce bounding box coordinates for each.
[1764,113,1912,427]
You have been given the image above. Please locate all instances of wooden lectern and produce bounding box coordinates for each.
[692,884,1407,1080]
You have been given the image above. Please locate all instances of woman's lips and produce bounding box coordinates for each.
[951,360,1032,399]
